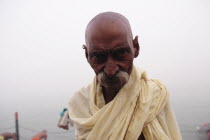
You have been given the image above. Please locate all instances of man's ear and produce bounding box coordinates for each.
[83,45,89,61]
[133,36,140,58]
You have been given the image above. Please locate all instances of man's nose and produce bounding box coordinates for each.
[104,58,119,77]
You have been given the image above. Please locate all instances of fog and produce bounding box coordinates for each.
[0,0,210,139]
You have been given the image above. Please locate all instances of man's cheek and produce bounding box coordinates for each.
[119,62,132,70]
[91,64,104,74]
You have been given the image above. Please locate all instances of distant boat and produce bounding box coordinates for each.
[197,123,210,140]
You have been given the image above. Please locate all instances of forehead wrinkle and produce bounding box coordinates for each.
[89,46,131,55]
[89,47,131,55]
[88,40,130,51]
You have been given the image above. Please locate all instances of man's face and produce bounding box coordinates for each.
[85,23,139,88]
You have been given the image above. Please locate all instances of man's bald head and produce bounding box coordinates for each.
[85,12,133,47]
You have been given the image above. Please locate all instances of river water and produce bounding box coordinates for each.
[1,93,209,140]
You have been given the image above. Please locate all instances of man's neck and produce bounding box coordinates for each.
[102,85,121,104]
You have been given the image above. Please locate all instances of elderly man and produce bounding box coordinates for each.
[68,12,182,140]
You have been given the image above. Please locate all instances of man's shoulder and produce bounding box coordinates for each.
[143,78,170,120]
[136,67,168,95]
[145,78,167,94]
[145,78,169,105]
[68,84,92,118]
[68,84,91,105]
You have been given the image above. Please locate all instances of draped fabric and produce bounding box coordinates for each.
[68,66,182,140]
[0,136,4,140]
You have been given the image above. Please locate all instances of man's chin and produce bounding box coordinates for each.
[100,80,126,88]
[101,83,117,88]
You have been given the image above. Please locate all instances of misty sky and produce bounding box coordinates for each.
[0,0,210,124]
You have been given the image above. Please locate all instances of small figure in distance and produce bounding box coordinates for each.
[31,130,47,140]
[0,132,16,140]
[57,108,72,130]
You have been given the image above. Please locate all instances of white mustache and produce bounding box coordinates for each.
[97,71,129,87]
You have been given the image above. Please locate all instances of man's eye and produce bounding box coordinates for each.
[93,53,105,58]
[113,49,128,57]
[91,53,107,63]
[95,53,103,58]
[118,49,127,55]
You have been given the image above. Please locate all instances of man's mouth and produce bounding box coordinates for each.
[97,71,129,87]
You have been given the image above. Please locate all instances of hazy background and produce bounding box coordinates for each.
[0,0,210,139]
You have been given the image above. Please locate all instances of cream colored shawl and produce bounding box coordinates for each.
[68,66,182,140]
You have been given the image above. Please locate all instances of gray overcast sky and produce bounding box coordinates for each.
[0,0,210,119]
